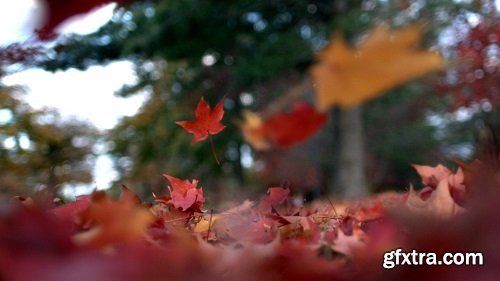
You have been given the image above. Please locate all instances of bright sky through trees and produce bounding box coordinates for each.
[0,1,145,196]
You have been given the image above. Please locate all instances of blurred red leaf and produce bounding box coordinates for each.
[281,216,321,244]
[176,97,226,142]
[119,184,142,205]
[213,204,279,244]
[49,195,91,229]
[263,102,328,147]
[243,102,327,149]
[37,0,129,40]
[257,187,290,213]
[0,204,76,259]
[164,174,205,212]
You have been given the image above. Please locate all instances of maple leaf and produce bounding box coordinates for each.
[0,204,76,258]
[412,164,453,188]
[280,216,321,244]
[213,202,279,244]
[405,179,466,219]
[242,102,327,150]
[257,187,290,213]
[412,164,468,206]
[164,174,205,212]
[176,97,226,142]
[49,195,91,229]
[310,24,444,110]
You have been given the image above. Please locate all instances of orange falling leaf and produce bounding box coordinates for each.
[310,24,444,110]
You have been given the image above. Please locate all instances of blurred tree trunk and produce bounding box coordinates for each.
[333,106,367,198]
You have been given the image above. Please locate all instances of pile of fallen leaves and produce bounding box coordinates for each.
[1,161,499,281]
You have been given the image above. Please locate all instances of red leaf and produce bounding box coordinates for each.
[164,175,205,212]
[243,102,327,149]
[49,195,91,228]
[37,0,126,40]
[213,202,278,244]
[176,97,226,142]
[0,205,76,258]
[120,184,142,205]
[257,187,290,213]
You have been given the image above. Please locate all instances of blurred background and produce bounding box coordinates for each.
[0,0,498,205]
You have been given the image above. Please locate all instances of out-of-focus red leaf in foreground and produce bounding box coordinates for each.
[48,195,91,230]
[36,0,130,40]
[1,161,500,281]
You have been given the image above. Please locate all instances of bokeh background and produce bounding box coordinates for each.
[0,0,499,206]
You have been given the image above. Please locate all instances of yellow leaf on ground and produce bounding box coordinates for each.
[310,24,444,110]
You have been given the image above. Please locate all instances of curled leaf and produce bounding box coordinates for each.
[164,175,205,212]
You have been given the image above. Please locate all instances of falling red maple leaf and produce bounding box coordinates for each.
[176,97,226,142]
[242,102,328,149]
[164,174,205,212]
[263,102,327,147]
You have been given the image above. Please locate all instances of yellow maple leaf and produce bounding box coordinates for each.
[310,24,444,110]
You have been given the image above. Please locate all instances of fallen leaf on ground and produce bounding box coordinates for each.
[74,191,154,248]
[164,174,205,212]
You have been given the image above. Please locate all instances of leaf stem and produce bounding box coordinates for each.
[208,133,220,165]
[206,209,214,242]
[326,197,338,217]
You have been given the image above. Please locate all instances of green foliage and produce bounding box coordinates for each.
[29,0,487,197]
[0,82,97,196]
